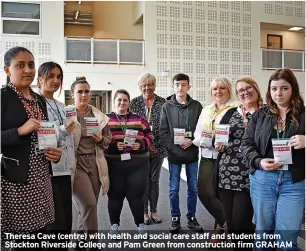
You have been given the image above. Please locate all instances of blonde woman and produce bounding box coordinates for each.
[130,73,167,225]
[193,77,237,237]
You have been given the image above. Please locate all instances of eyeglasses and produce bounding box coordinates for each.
[237,86,253,96]
[76,90,90,94]
[141,83,155,89]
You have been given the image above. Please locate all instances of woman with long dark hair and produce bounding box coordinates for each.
[37,61,79,245]
[1,47,61,247]
[241,68,305,251]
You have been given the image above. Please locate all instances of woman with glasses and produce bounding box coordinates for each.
[241,69,305,251]
[130,73,167,225]
[215,77,263,250]
[70,77,112,243]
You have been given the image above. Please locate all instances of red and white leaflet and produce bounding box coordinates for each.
[200,130,213,148]
[38,121,57,150]
[272,139,292,166]
[124,129,138,147]
[174,128,185,145]
[215,124,230,146]
[64,105,77,123]
[85,117,100,136]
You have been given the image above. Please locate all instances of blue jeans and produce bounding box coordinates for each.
[169,161,198,219]
[250,170,305,251]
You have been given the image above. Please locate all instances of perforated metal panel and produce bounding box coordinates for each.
[157,47,168,59]
[157,33,167,45]
[157,5,167,17]
[157,76,168,88]
[157,19,168,31]
[183,62,193,74]
[220,24,230,35]
[195,36,205,47]
[170,34,180,46]
[196,49,205,61]
[183,35,193,46]
[220,64,230,75]
[196,63,205,74]
[183,8,193,19]
[208,23,218,35]
[208,50,218,61]
[170,20,180,32]
[170,62,181,73]
[38,42,51,55]
[195,9,205,20]
[195,22,205,33]
[183,48,193,60]
[154,1,254,105]
[220,51,230,62]
[183,21,193,33]
[170,48,180,59]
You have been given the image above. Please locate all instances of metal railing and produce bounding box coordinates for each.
[64,37,145,65]
[261,48,305,71]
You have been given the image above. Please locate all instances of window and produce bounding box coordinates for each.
[1,2,41,36]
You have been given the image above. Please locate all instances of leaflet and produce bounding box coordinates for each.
[124,129,138,146]
[215,124,230,146]
[85,117,100,136]
[37,121,57,150]
[64,105,77,123]
[200,130,213,148]
[174,128,185,145]
[272,138,293,165]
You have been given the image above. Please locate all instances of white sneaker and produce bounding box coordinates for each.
[110,224,120,235]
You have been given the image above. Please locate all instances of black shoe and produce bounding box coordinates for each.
[169,217,181,233]
[187,217,204,233]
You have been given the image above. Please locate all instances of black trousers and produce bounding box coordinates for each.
[143,156,164,214]
[218,188,254,251]
[107,157,149,226]
[50,175,72,251]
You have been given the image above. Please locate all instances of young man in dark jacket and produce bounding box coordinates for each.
[159,73,203,233]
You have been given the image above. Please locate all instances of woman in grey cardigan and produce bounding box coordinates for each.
[130,73,167,224]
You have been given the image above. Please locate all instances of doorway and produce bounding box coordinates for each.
[267,34,283,49]
[65,90,112,114]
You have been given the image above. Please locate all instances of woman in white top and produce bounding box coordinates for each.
[193,77,237,238]
[37,62,79,249]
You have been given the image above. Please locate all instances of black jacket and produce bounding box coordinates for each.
[1,86,52,184]
[241,106,305,183]
[159,94,203,164]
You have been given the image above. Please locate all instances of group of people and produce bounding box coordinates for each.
[1,46,305,251]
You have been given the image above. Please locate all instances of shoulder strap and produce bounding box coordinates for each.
[219,107,236,124]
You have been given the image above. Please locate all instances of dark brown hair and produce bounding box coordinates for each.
[4,46,34,85]
[37,61,63,95]
[70,76,90,94]
[266,68,304,126]
[113,89,130,102]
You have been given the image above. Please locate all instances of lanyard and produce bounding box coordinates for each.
[210,105,229,131]
[176,107,189,129]
[144,96,155,123]
[115,113,127,135]
[45,99,64,125]
[242,106,258,128]
[276,122,291,139]
[146,108,152,123]
[22,100,42,121]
